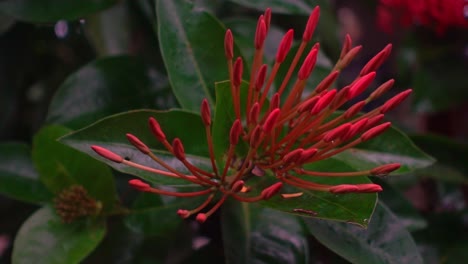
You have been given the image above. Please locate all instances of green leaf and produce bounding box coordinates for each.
[32,125,117,211]
[0,142,52,203]
[228,0,312,14]
[0,0,118,22]
[334,125,435,174]
[304,202,423,264]
[156,0,238,111]
[46,56,171,130]
[59,109,212,186]
[12,206,106,264]
[222,201,309,264]
[259,157,377,226]
[124,191,203,236]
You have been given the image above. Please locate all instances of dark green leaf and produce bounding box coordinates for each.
[228,0,311,14]
[156,0,239,111]
[124,191,203,236]
[222,201,309,264]
[32,125,117,211]
[12,206,106,264]
[0,142,52,203]
[46,56,172,130]
[334,126,435,174]
[304,203,423,264]
[0,0,118,22]
[259,157,376,226]
[60,109,212,186]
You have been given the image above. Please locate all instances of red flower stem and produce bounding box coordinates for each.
[188,194,215,215]
[280,176,331,191]
[247,48,264,115]
[295,168,371,177]
[230,192,263,202]
[281,79,306,113]
[146,152,210,185]
[258,62,281,108]
[203,193,229,218]
[146,186,213,197]
[229,146,257,188]
[310,138,363,162]
[122,159,205,185]
[277,40,308,96]
[179,159,219,186]
[205,126,219,177]
[221,144,236,183]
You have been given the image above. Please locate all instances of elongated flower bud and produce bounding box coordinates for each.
[371,163,401,176]
[311,89,336,114]
[230,119,242,145]
[276,29,294,63]
[364,114,384,130]
[298,96,319,113]
[298,48,319,80]
[329,184,359,194]
[149,117,166,142]
[283,148,304,164]
[356,183,383,193]
[255,64,268,91]
[342,118,368,141]
[323,123,351,142]
[360,44,392,76]
[224,29,234,60]
[250,125,262,147]
[361,122,391,141]
[261,182,283,199]
[231,180,245,193]
[297,148,318,163]
[128,179,150,191]
[315,70,339,93]
[201,99,211,126]
[172,138,186,160]
[369,79,394,100]
[344,101,366,119]
[339,34,352,60]
[249,103,260,125]
[380,89,412,114]
[347,72,376,99]
[269,93,280,110]
[126,133,150,154]
[233,57,243,87]
[338,45,362,69]
[303,6,320,41]
[91,146,123,163]
[264,8,271,32]
[263,108,281,133]
[254,16,267,49]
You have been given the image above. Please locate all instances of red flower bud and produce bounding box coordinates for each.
[315,70,339,93]
[323,123,352,142]
[347,72,376,99]
[282,148,304,164]
[196,213,207,223]
[329,184,359,194]
[370,163,401,176]
[249,103,260,125]
[344,101,366,119]
[298,96,319,113]
[303,6,320,41]
[177,209,190,219]
[380,89,412,114]
[233,57,243,87]
[250,125,262,147]
[369,79,394,100]
[297,148,318,163]
[254,16,267,49]
[360,44,392,76]
[339,33,352,60]
[172,138,186,160]
[338,45,362,69]
[149,117,166,142]
[201,98,211,126]
[364,114,384,130]
[310,89,337,114]
[361,122,391,142]
[342,118,369,141]
[126,133,150,154]
[262,108,281,133]
[230,119,242,145]
[231,180,245,193]
[356,183,383,193]
[276,29,294,63]
[255,64,268,92]
[264,8,271,32]
[298,47,319,80]
[128,179,150,191]
[261,182,283,199]
[91,145,123,163]
[269,93,280,111]
[224,29,234,60]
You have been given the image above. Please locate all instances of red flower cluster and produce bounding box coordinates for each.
[92,7,410,223]
[377,0,468,35]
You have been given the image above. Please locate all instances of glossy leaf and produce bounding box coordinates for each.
[46,56,172,130]
[60,109,212,186]
[334,125,435,174]
[0,0,118,22]
[32,125,117,211]
[304,202,423,264]
[124,191,203,236]
[156,0,238,111]
[0,142,52,203]
[12,206,106,264]
[258,157,376,226]
[222,201,309,264]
